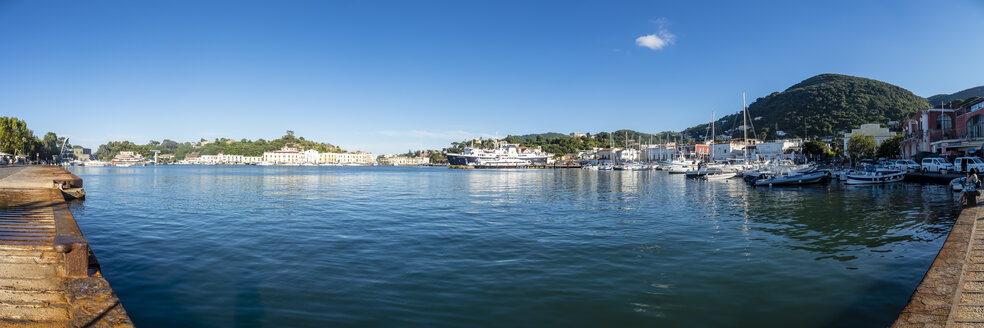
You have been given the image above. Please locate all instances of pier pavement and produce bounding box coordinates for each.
[894,197,984,327]
[0,166,131,328]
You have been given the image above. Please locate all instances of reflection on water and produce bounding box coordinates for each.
[68,166,956,328]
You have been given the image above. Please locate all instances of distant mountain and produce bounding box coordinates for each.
[927,86,984,107]
[682,74,929,140]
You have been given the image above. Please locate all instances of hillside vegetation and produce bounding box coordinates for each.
[927,86,984,106]
[95,131,344,161]
[682,74,929,140]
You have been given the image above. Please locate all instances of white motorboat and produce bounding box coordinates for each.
[844,169,905,185]
[667,165,692,174]
[703,169,737,180]
[951,177,967,192]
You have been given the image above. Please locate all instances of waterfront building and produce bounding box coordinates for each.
[597,148,638,162]
[710,142,745,161]
[263,147,301,164]
[940,98,984,155]
[72,147,92,161]
[641,144,678,162]
[745,139,801,161]
[382,155,430,166]
[843,124,895,157]
[339,151,375,164]
[900,108,957,158]
[319,152,339,164]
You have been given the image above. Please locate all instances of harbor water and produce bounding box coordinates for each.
[67,166,957,327]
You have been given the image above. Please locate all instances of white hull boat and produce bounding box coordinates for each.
[703,172,737,180]
[844,170,905,185]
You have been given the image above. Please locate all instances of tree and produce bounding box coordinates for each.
[0,117,37,156]
[802,140,832,159]
[847,135,876,159]
[876,134,903,159]
[40,132,59,160]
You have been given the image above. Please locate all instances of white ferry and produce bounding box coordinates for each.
[445,143,550,166]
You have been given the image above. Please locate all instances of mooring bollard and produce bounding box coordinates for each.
[53,235,90,278]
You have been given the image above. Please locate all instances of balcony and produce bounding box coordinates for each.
[926,129,957,142]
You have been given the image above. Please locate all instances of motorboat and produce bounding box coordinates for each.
[703,169,737,180]
[667,165,692,174]
[952,177,968,192]
[844,169,905,185]
[754,167,827,186]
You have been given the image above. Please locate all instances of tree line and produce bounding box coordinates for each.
[94,131,345,161]
[0,117,72,161]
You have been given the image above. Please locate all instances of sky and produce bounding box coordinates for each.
[1,0,983,154]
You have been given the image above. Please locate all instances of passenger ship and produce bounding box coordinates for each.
[445,144,550,166]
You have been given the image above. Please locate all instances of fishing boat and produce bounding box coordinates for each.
[844,169,905,185]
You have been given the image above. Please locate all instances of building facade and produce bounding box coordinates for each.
[843,124,895,157]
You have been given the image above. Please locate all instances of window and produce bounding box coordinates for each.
[937,115,952,130]
[969,115,984,139]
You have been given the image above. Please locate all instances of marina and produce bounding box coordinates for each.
[57,165,960,327]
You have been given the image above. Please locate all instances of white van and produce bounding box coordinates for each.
[921,157,953,173]
[954,157,984,173]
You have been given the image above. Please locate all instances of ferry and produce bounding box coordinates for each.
[445,143,550,166]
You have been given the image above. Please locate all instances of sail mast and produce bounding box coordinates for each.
[743,92,748,162]
[711,111,715,161]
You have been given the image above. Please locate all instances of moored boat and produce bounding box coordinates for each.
[844,169,905,185]
[754,168,826,187]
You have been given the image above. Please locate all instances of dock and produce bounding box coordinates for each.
[894,199,984,327]
[905,172,966,185]
[0,166,132,327]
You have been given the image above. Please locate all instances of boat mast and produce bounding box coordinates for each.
[743,92,748,162]
[610,131,614,164]
[710,111,715,162]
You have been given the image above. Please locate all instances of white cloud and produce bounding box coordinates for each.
[635,18,675,51]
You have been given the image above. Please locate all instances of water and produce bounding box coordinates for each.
[67,166,958,327]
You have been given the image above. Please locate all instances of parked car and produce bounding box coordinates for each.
[892,159,920,171]
[921,157,954,173]
[953,157,984,173]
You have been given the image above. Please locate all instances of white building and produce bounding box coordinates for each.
[843,123,896,157]
[383,155,430,166]
[747,139,802,161]
[263,147,302,164]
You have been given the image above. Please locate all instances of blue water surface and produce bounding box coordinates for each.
[67,166,957,327]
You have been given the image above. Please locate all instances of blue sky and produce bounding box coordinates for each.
[2,0,983,154]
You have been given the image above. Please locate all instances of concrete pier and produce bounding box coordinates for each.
[0,166,132,327]
[894,200,984,327]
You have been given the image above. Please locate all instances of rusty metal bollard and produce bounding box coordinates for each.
[54,235,89,278]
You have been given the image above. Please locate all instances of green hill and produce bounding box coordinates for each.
[927,86,984,108]
[682,74,929,140]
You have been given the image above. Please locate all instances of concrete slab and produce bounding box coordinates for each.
[0,303,69,321]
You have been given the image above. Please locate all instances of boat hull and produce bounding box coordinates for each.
[754,172,826,186]
[843,171,905,185]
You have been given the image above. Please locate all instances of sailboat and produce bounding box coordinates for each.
[686,112,719,178]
